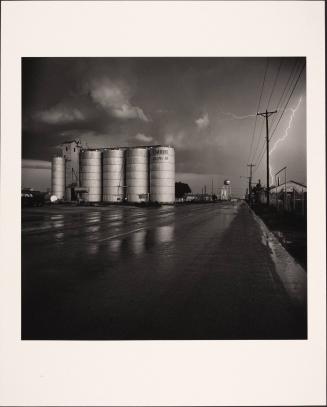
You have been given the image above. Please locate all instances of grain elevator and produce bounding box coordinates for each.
[50,143,175,204]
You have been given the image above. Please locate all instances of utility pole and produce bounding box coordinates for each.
[247,163,255,204]
[257,109,277,205]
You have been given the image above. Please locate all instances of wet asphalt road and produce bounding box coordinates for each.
[21,202,307,340]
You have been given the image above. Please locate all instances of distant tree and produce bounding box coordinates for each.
[175,182,191,198]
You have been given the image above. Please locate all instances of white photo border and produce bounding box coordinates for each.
[0,1,325,406]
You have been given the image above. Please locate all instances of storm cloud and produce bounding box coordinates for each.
[22,57,306,194]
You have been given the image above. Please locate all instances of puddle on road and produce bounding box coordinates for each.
[50,214,65,229]
[54,232,64,241]
[107,239,122,254]
[128,224,175,255]
[154,224,174,243]
[130,229,147,255]
[50,214,65,221]
[85,225,101,234]
[97,224,176,258]
[85,212,102,224]
[274,230,293,245]
[86,242,100,256]
[24,204,237,263]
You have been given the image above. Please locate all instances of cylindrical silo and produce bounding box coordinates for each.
[150,146,175,203]
[103,148,125,202]
[79,150,102,202]
[126,147,149,203]
[51,156,65,200]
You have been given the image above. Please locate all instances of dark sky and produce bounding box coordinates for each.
[22,57,306,194]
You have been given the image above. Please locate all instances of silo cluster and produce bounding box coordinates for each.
[51,156,65,200]
[150,147,175,203]
[51,145,175,204]
[126,148,149,203]
[103,148,125,202]
[79,150,102,202]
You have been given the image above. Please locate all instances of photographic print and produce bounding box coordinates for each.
[21,57,307,340]
[2,1,326,405]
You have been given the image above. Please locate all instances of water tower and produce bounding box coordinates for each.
[220,179,231,200]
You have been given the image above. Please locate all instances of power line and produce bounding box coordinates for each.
[252,136,268,175]
[253,122,273,176]
[247,58,269,164]
[248,58,305,183]
[253,145,266,172]
[270,58,301,130]
[247,163,255,204]
[257,109,277,205]
[274,59,298,112]
[251,59,282,165]
[267,58,283,110]
[269,63,305,142]
[251,119,265,166]
[253,61,305,175]
[253,115,277,173]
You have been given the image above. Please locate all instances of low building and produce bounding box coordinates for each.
[269,180,306,214]
[184,193,212,202]
[270,180,307,194]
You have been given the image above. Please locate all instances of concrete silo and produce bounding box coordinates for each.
[61,139,81,201]
[126,147,149,203]
[79,150,102,202]
[150,146,175,203]
[51,156,65,200]
[103,148,125,202]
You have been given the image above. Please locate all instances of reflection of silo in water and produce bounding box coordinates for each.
[85,224,100,235]
[155,224,174,243]
[103,148,125,202]
[107,239,122,255]
[80,150,102,202]
[130,229,147,255]
[150,146,175,203]
[87,242,99,256]
[51,156,65,199]
[126,148,148,202]
[50,214,65,228]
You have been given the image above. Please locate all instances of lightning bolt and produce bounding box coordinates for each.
[218,111,256,120]
[270,97,303,155]
[269,164,274,186]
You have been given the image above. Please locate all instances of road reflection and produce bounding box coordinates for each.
[130,229,147,255]
[107,239,122,254]
[154,224,174,243]
[50,214,65,229]
[102,223,176,257]
[87,242,100,256]
[85,225,101,234]
[54,231,64,241]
